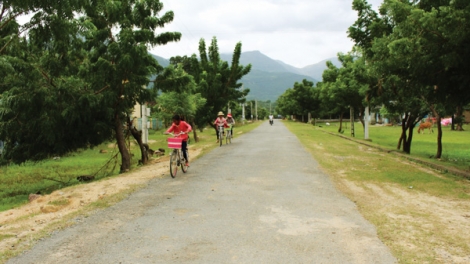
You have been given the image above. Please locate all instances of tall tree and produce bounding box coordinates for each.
[0,0,116,163]
[275,89,299,119]
[348,0,431,154]
[77,0,181,172]
[275,80,318,122]
[155,55,203,141]
[350,0,470,157]
[192,37,251,135]
[154,63,206,141]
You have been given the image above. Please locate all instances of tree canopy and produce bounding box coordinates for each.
[0,0,180,169]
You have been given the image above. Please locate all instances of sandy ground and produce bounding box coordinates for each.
[339,180,470,263]
[322,149,470,263]
[0,146,202,260]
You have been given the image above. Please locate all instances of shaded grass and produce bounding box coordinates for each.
[0,121,263,212]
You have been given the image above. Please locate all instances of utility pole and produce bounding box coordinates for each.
[350,106,355,137]
[141,104,150,144]
[242,103,245,124]
[364,105,369,139]
[255,100,258,121]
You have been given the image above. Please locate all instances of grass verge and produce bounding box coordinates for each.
[284,120,470,264]
[313,121,470,172]
[0,121,263,212]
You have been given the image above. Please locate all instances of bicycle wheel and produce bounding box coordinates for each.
[181,148,189,173]
[229,131,232,144]
[169,150,178,178]
[219,130,223,147]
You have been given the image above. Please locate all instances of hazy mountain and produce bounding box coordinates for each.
[275,60,303,75]
[298,57,342,80]
[150,54,169,67]
[149,51,339,101]
[221,50,341,81]
[241,70,316,101]
[220,50,299,74]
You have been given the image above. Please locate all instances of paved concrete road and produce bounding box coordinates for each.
[8,121,396,264]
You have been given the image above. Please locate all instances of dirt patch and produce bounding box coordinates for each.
[325,143,470,262]
[0,146,202,259]
[338,180,470,263]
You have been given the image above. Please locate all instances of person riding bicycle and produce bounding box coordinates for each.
[226,113,235,137]
[269,113,274,125]
[164,114,192,166]
[214,111,229,143]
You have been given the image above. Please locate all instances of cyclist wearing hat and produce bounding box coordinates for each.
[226,113,235,137]
[214,111,229,143]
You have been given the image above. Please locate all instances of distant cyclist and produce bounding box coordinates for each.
[226,113,236,137]
[269,114,274,125]
[214,111,229,143]
[164,114,192,167]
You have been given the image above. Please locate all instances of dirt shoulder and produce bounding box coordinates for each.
[312,130,470,263]
[0,146,202,263]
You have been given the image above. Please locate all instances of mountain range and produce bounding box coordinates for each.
[151,51,341,101]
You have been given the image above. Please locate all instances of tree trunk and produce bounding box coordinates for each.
[403,121,414,154]
[191,119,199,143]
[397,132,404,150]
[397,113,408,150]
[398,113,419,154]
[407,113,421,154]
[128,117,148,165]
[115,114,131,172]
[338,112,344,133]
[436,116,443,158]
[429,105,443,158]
[455,105,465,131]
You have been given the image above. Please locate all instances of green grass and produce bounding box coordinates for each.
[314,121,470,171]
[283,120,470,263]
[0,121,263,212]
[285,121,470,199]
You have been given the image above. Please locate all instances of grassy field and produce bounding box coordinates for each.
[314,121,470,172]
[0,121,262,212]
[284,120,470,263]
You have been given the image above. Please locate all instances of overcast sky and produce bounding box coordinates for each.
[152,0,383,68]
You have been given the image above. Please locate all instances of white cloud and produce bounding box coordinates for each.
[151,0,385,67]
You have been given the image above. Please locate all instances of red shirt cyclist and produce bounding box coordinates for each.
[164,114,192,166]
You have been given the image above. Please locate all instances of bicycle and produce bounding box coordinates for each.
[167,133,189,178]
[218,126,224,147]
[226,124,233,144]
